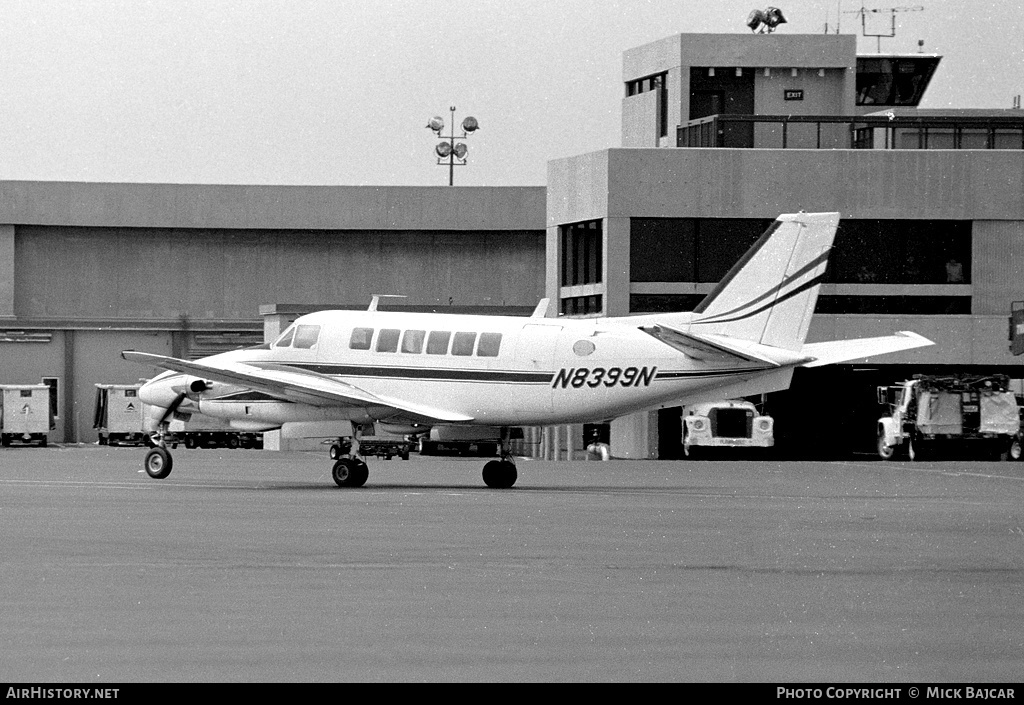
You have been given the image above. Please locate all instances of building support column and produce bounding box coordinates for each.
[0,225,15,319]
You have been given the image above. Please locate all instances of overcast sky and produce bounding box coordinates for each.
[0,0,1019,187]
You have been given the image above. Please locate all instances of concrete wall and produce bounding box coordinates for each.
[14,227,544,323]
[622,90,661,148]
[0,182,546,232]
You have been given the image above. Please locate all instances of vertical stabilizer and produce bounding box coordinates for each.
[689,212,839,351]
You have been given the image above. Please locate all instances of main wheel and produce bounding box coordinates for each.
[1009,436,1022,461]
[332,458,369,488]
[482,459,517,489]
[144,447,173,479]
[877,433,895,460]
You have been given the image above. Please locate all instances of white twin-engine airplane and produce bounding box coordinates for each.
[124,212,932,488]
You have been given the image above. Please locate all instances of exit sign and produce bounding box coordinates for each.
[784,89,804,101]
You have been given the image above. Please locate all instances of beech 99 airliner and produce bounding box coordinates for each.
[124,212,932,488]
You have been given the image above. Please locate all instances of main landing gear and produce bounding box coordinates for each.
[327,426,520,489]
[331,426,368,488]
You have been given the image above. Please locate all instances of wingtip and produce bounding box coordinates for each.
[895,331,935,346]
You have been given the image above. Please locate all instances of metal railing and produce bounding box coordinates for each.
[677,114,1024,150]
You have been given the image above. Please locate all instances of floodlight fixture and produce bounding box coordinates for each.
[747,6,787,33]
[425,106,478,185]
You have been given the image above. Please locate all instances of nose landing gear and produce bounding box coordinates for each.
[481,429,518,488]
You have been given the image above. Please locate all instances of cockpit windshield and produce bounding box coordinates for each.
[273,325,296,348]
[272,323,320,350]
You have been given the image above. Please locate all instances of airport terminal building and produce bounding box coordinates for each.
[1,31,1022,457]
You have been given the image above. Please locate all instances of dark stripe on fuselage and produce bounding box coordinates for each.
[250,361,768,385]
[258,362,556,384]
[654,366,774,380]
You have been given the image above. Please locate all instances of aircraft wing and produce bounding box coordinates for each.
[121,351,474,423]
[800,331,934,367]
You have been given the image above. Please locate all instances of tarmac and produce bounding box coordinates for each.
[1,445,1023,683]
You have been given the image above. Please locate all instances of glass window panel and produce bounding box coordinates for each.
[376,329,400,353]
[401,330,425,354]
[293,325,321,349]
[426,330,451,355]
[477,332,502,357]
[349,327,374,350]
[274,325,296,348]
[452,332,477,356]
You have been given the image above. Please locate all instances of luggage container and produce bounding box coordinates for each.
[1,384,53,447]
[93,384,150,446]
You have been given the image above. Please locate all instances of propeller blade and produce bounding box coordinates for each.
[158,392,188,425]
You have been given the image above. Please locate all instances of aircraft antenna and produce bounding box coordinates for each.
[844,4,924,52]
[368,294,407,312]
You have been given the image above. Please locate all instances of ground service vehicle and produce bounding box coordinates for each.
[94,384,150,446]
[877,375,1020,460]
[1,384,53,447]
[682,399,774,457]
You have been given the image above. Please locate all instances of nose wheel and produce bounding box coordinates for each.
[144,447,173,479]
[482,429,518,488]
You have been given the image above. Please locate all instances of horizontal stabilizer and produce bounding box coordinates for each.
[642,323,814,368]
[642,324,778,365]
[800,331,934,367]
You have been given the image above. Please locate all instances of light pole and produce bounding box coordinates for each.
[426,107,479,186]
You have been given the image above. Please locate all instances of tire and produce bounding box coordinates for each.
[332,458,368,488]
[184,436,197,449]
[226,435,240,449]
[877,433,895,460]
[1009,436,1022,461]
[482,460,517,489]
[329,444,341,460]
[144,448,173,479]
[908,435,926,462]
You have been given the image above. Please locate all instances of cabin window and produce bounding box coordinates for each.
[402,330,425,354]
[477,332,502,357]
[376,328,401,353]
[124,389,137,398]
[349,327,374,350]
[293,325,321,349]
[452,332,477,356]
[426,331,451,355]
[274,326,296,348]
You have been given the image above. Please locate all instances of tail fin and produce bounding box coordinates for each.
[688,212,839,352]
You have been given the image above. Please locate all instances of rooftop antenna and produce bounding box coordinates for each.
[844,4,925,52]
[824,0,843,34]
